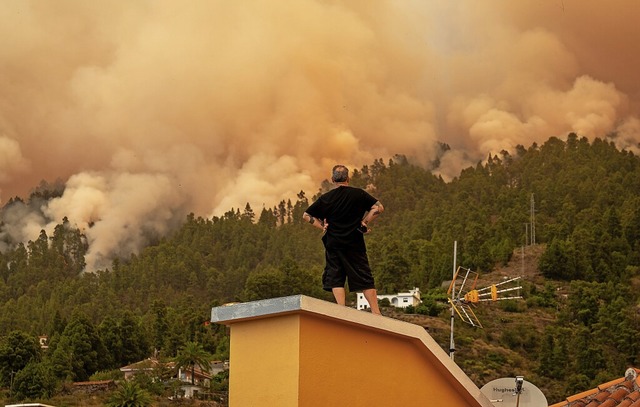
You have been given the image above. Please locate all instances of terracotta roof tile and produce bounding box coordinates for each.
[620,394,639,407]
[599,378,627,391]
[611,387,633,401]
[551,368,640,407]
[567,389,600,403]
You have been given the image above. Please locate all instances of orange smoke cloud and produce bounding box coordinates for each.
[0,0,638,270]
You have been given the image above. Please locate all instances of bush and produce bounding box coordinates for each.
[131,371,166,396]
[416,297,446,316]
[90,369,124,381]
[403,305,415,314]
[211,370,229,392]
[499,299,526,313]
[12,361,58,401]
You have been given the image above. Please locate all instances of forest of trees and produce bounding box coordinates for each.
[0,133,639,403]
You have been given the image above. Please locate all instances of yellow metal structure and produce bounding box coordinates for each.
[447,266,522,328]
[464,289,479,303]
[449,297,483,328]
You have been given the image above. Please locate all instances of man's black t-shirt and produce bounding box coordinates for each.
[305,186,378,252]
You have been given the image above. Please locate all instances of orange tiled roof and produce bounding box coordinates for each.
[549,368,640,407]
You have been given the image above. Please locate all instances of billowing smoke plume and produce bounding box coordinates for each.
[0,0,638,270]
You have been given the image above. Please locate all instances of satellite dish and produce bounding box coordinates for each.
[480,377,548,407]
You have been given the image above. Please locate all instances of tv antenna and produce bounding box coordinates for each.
[447,266,523,329]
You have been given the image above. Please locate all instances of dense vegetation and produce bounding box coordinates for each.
[0,133,639,404]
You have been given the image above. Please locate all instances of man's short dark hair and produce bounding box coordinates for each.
[332,165,349,183]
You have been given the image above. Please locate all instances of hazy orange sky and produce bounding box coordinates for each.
[1,0,638,270]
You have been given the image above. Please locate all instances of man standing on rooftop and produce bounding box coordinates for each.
[303,164,384,314]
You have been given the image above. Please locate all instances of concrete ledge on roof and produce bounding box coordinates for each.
[211,295,306,323]
[212,294,494,407]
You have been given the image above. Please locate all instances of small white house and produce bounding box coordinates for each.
[357,287,422,310]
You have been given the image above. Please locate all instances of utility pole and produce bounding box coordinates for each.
[521,245,525,277]
[523,223,528,277]
[530,194,536,245]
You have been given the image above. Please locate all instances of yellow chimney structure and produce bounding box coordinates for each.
[211,295,494,407]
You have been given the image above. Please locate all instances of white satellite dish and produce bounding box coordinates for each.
[481,377,548,407]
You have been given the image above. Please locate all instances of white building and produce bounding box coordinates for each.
[356,287,422,311]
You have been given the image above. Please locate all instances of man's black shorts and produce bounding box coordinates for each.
[322,249,375,292]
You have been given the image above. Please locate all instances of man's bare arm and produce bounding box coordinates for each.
[362,201,384,227]
[303,212,327,231]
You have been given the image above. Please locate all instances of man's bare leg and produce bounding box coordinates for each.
[363,288,381,315]
[332,287,346,305]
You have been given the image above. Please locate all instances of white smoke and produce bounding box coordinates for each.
[0,0,638,270]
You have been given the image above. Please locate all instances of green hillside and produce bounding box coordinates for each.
[0,133,639,404]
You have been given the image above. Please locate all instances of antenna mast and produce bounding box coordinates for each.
[449,241,457,361]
